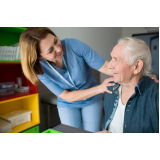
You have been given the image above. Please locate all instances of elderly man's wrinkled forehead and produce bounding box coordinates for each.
[111,43,128,61]
[113,43,124,52]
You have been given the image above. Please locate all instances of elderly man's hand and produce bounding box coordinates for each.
[150,74,159,83]
[96,130,112,133]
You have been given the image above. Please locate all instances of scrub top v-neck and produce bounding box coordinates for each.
[51,62,72,87]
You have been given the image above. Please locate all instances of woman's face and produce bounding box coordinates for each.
[40,33,64,62]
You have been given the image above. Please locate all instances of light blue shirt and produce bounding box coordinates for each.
[38,38,105,108]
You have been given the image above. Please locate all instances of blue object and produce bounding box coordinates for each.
[58,100,103,132]
[38,38,105,108]
[103,76,159,133]
[133,33,159,80]
[151,36,159,79]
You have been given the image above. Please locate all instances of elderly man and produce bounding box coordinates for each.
[101,37,159,133]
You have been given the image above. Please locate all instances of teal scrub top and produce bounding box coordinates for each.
[38,38,105,108]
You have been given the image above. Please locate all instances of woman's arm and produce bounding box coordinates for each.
[98,60,113,76]
[59,77,114,102]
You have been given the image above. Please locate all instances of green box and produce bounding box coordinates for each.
[42,128,62,133]
[22,125,39,133]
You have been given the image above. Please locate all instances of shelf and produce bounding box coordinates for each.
[9,121,40,133]
[0,28,27,47]
[0,61,21,65]
[0,27,27,35]
[0,93,38,104]
[0,93,40,133]
[0,27,40,133]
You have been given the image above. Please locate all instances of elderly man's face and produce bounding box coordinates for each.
[108,44,135,84]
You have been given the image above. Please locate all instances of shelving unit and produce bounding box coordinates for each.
[0,27,40,133]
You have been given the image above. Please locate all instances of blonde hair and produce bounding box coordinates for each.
[19,27,57,85]
[118,37,152,77]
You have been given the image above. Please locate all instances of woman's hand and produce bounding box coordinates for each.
[97,77,114,94]
[59,77,114,102]
[150,74,159,83]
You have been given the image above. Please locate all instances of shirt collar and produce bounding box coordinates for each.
[113,83,120,95]
[113,76,150,95]
[135,76,151,95]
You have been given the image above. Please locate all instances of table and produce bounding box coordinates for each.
[53,124,92,133]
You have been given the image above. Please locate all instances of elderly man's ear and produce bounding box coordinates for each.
[133,60,159,83]
[133,60,143,75]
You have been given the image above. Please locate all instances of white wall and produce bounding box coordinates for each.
[49,27,122,83]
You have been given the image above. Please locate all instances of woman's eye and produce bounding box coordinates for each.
[49,47,53,53]
[54,38,57,44]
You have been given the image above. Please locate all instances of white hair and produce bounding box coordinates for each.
[118,37,152,77]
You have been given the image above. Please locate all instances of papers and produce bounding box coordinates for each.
[0,43,21,61]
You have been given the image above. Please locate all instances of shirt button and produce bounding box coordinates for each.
[109,118,111,120]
